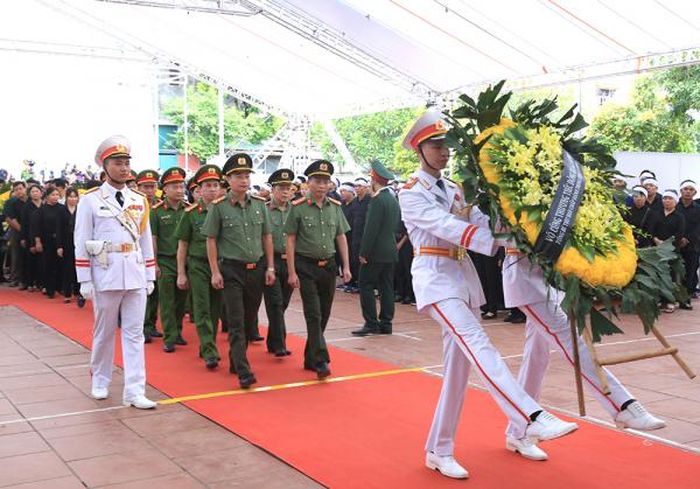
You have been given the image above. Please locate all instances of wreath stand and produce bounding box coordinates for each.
[569,317,696,416]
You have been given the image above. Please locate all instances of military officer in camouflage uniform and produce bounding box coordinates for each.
[137,169,163,341]
[202,153,275,388]
[352,160,401,336]
[152,167,188,352]
[177,164,223,369]
[285,160,351,379]
[264,168,295,357]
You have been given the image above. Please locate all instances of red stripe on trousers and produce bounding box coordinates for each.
[432,304,531,422]
[523,305,620,412]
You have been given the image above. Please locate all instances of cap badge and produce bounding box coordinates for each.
[281,172,289,179]
[320,163,328,171]
[238,157,246,166]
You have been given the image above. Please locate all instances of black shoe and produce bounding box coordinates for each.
[401,297,414,305]
[351,326,379,336]
[150,330,163,338]
[679,301,693,310]
[481,311,497,320]
[394,295,404,303]
[77,296,86,308]
[175,335,188,346]
[239,374,257,389]
[163,343,175,353]
[205,358,219,369]
[144,333,152,344]
[18,284,28,291]
[378,328,392,335]
[274,349,287,357]
[250,334,264,342]
[504,311,526,324]
[315,362,331,380]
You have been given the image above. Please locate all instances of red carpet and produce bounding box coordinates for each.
[2,288,699,488]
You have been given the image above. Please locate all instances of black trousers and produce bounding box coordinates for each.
[61,247,79,298]
[40,241,60,296]
[472,251,504,314]
[395,241,414,300]
[23,246,41,288]
[680,246,699,295]
[296,255,336,368]
[221,258,265,379]
[264,254,294,353]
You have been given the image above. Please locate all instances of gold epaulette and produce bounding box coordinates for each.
[251,194,266,202]
[83,186,99,194]
[185,202,199,213]
[131,188,146,197]
[151,200,164,210]
[401,177,418,191]
[327,197,341,205]
[212,195,227,204]
[292,196,307,206]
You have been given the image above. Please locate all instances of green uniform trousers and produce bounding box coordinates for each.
[188,256,222,362]
[144,281,159,334]
[220,258,265,380]
[157,256,187,345]
[264,254,294,353]
[296,255,336,368]
[359,262,396,333]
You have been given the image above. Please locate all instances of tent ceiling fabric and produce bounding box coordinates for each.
[5,0,700,119]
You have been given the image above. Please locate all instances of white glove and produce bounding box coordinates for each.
[80,281,94,300]
[146,281,155,296]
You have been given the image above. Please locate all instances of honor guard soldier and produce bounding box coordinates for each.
[137,169,163,341]
[201,153,275,388]
[264,169,295,357]
[152,167,188,351]
[352,160,401,336]
[74,135,157,409]
[176,165,223,369]
[398,111,576,479]
[285,160,351,379]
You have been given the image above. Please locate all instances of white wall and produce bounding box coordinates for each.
[615,151,700,190]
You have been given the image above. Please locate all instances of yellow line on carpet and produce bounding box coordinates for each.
[158,366,427,405]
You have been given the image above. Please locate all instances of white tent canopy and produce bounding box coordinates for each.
[3,0,699,119]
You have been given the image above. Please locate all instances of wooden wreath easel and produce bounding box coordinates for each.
[569,316,696,416]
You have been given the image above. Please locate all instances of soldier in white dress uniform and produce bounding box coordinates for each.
[398,111,578,479]
[74,136,157,409]
[502,248,666,459]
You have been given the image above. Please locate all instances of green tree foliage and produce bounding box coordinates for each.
[162,82,283,162]
[589,69,699,153]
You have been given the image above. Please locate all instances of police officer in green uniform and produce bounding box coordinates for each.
[184,177,199,324]
[264,168,295,357]
[352,160,401,336]
[176,165,223,369]
[152,167,188,352]
[137,169,163,341]
[285,160,351,379]
[202,153,275,388]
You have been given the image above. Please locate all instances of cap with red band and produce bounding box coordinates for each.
[402,110,448,150]
[159,166,186,187]
[94,135,131,166]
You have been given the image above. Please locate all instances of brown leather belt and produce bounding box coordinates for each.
[413,246,466,261]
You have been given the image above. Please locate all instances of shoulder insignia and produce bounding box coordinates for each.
[131,188,146,197]
[444,177,459,188]
[401,177,419,191]
[151,200,164,210]
[212,195,226,204]
[83,187,99,195]
[292,197,306,206]
[185,202,199,213]
[251,194,266,202]
[327,197,341,205]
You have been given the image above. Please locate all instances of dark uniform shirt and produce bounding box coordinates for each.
[151,199,186,257]
[201,192,271,262]
[267,200,291,254]
[624,203,660,248]
[677,200,700,252]
[285,194,350,259]
[647,194,663,216]
[655,209,685,248]
[359,187,401,263]
[175,199,210,258]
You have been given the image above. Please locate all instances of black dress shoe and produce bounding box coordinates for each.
[239,374,257,389]
[274,350,287,357]
[378,329,392,335]
[205,358,219,369]
[351,326,379,336]
[77,296,86,308]
[284,350,292,356]
[315,362,331,380]
[163,343,175,353]
[144,333,152,344]
[250,334,264,342]
[150,330,163,338]
[175,335,188,346]
[394,295,404,303]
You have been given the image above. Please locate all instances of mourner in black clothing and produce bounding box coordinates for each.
[394,220,415,305]
[21,185,43,291]
[624,186,660,248]
[30,186,65,298]
[654,190,686,313]
[4,181,28,287]
[677,180,700,306]
[348,178,370,292]
[642,177,664,215]
[57,188,83,305]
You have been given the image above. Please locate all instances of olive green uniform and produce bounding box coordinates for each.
[358,187,401,333]
[143,197,161,337]
[201,192,271,380]
[285,195,350,368]
[152,199,187,346]
[264,200,294,354]
[176,199,222,362]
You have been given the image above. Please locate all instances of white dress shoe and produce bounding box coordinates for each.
[91,387,109,400]
[425,452,469,479]
[506,436,548,461]
[615,401,666,431]
[525,411,578,441]
[123,395,157,409]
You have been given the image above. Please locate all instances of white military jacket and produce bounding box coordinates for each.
[74,182,156,291]
[398,169,498,311]
[502,252,564,308]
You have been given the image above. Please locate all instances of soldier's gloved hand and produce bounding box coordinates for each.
[146,281,155,296]
[80,281,94,300]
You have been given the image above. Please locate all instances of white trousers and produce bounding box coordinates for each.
[425,298,541,455]
[505,300,633,437]
[91,288,147,400]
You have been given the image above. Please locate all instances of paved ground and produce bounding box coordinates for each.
[1,285,698,488]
